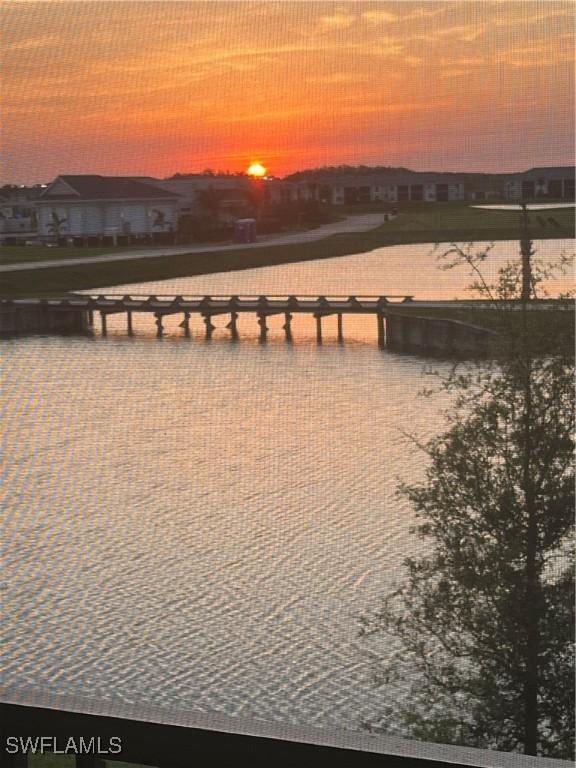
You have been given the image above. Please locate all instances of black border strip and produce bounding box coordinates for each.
[1,701,461,768]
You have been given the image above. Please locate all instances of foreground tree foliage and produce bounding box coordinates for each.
[361,221,574,758]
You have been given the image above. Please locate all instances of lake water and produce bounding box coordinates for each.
[2,239,573,733]
[95,237,573,303]
[471,203,575,210]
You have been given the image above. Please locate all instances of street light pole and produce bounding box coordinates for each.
[520,202,534,304]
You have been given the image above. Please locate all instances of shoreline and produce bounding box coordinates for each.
[1,207,573,297]
[0,214,384,272]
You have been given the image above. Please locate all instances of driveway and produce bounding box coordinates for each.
[0,214,386,273]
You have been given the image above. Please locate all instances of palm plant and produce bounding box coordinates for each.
[46,211,67,243]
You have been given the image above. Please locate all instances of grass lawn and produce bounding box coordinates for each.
[0,246,137,265]
[374,200,574,236]
[29,757,157,768]
[335,198,573,215]
[1,203,573,296]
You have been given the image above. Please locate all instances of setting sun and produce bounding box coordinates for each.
[247,162,267,177]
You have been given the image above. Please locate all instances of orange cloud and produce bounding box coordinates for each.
[2,0,574,183]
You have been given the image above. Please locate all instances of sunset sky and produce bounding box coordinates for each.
[3,1,574,184]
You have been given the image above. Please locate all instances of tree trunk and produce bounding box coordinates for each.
[523,362,539,755]
[521,253,539,754]
[520,204,533,303]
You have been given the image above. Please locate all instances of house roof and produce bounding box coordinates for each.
[306,172,469,187]
[0,185,45,203]
[40,175,180,201]
[289,166,576,186]
[519,166,576,181]
[155,177,252,195]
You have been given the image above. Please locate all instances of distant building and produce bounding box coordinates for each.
[11,166,575,250]
[264,178,320,205]
[154,175,254,225]
[288,172,466,205]
[504,167,575,201]
[0,185,43,244]
[36,175,180,245]
[283,166,575,205]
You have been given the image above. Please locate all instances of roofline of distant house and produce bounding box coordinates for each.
[36,174,181,201]
[2,165,574,189]
[282,165,575,180]
[36,196,180,204]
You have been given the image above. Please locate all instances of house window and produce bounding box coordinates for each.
[436,184,449,201]
[409,185,424,201]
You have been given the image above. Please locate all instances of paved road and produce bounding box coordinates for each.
[0,214,385,273]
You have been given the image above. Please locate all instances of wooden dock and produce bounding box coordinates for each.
[1,294,413,344]
[0,294,568,353]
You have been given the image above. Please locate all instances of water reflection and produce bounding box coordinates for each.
[3,327,451,727]
[2,236,573,731]
[95,238,573,304]
[471,203,575,210]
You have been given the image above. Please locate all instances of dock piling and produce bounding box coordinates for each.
[100,312,107,337]
[337,313,344,343]
[377,313,385,348]
[154,313,164,338]
[283,312,293,342]
[180,311,191,337]
[257,312,268,342]
[203,314,215,339]
[314,313,323,344]
[227,311,239,340]
[126,311,133,336]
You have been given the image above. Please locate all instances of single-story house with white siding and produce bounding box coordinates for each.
[36,175,181,245]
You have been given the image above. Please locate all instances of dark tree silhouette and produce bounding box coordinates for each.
[361,221,574,758]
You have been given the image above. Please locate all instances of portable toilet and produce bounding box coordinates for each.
[234,218,257,243]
